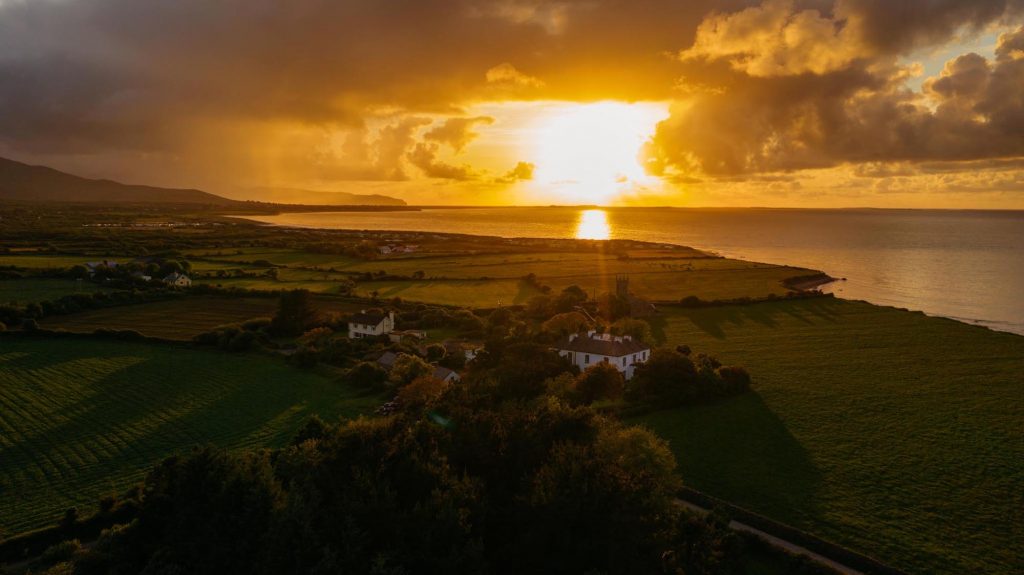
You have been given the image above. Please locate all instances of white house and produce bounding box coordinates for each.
[348,309,395,339]
[162,272,192,287]
[556,330,650,380]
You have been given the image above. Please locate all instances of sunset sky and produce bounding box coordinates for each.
[2,0,1023,208]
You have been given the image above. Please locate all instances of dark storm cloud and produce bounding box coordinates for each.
[1,0,1023,187]
[0,0,725,156]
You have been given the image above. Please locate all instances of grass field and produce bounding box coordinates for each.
[631,298,1024,575]
[0,279,117,306]
[0,338,381,535]
[355,278,544,307]
[193,248,813,303]
[0,255,94,269]
[40,296,366,340]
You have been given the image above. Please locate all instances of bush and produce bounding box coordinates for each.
[389,353,435,388]
[33,539,81,571]
[270,289,319,336]
[347,361,388,390]
[576,362,625,405]
[241,317,272,331]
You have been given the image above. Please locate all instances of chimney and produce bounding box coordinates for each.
[587,330,596,338]
[569,333,578,342]
[624,335,632,341]
[389,311,395,323]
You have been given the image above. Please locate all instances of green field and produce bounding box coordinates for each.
[0,338,380,534]
[193,248,813,303]
[0,279,117,306]
[631,299,1024,575]
[40,296,366,340]
[0,255,96,269]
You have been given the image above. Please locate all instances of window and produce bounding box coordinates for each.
[621,357,626,366]
[584,354,590,364]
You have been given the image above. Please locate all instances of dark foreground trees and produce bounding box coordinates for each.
[51,384,755,575]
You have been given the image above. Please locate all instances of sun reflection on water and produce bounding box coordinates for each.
[575,209,611,240]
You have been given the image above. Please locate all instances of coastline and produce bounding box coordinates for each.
[225,210,1023,336]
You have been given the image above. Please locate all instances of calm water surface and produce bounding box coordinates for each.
[244,207,1024,335]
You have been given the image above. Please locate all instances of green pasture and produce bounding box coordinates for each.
[0,338,380,535]
[0,254,94,269]
[0,279,117,306]
[355,279,543,307]
[41,296,366,340]
[632,299,1024,575]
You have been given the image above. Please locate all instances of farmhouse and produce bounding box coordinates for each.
[162,272,191,287]
[348,309,395,339]
[556,330,650,380]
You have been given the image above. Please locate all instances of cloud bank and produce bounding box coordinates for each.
[0,0,1022,204]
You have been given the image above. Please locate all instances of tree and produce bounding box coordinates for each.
[542,312,590,337]
[628,348,698,404]
[598,293,631,321]
[396,375,449,410]
[576,362,625,404]
[425,343,447,362]
[271,289,318,336]
[717,365,751,393]
[348,361,388,389]
[611,318,651,342]
[525,295,553,319]
[389,353,435,388]
[493,342,573,400]
[553,285,588,313]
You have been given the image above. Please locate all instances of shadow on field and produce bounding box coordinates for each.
[635,392,823,526]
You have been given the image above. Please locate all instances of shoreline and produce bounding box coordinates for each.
[225,213,1024,337]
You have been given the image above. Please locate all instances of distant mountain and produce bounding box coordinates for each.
[229,187,407,206]
[0,157,238,205]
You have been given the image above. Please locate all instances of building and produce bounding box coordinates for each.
[376,350,399,370]
[162,272,192,287]
[556,330,650,380]
[443,340,482,362]
[388,329,427,343]
[348,309,395,339]
[432,366,461,383]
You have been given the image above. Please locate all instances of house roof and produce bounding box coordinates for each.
[433,366,456,380]
[350,310,388,325]
[557,333,649,357]
[376,351,398,369]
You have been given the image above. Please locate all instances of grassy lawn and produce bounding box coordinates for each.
[40,296,367,340]
[0,279,117,305]
[0,338,381,535]
[631,298,1024,575]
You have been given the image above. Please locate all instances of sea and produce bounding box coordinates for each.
[241,207,1024,336]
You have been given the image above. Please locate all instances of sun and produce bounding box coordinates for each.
[531,101,668,204]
